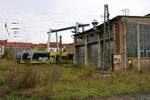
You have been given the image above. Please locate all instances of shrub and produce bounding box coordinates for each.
[80,66,96,78]
[6,67,37,90]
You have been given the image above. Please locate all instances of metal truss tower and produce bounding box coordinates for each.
[103,4,111,70]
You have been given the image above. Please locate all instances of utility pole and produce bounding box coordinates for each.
[92,20,101,68]
[104,4,111,70]
[5,22,20,42]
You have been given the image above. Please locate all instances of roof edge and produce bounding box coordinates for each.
[74,15,150,36]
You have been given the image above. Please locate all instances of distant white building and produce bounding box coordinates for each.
[0,46,4,58]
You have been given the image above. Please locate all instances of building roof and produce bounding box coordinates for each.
[0,40,7,45]
[0,41,74,52]
[36,42,62,48]
[36,43,74,52]
[5,42,33,47]
[74,15,150,36]
[144,13,150,17]
[63,43,74,53]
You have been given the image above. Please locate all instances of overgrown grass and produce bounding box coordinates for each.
[0,60,150,99]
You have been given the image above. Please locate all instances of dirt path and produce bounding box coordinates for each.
[84,92,150,100]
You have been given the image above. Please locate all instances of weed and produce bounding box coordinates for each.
[0,60,150,99]
[80,66,96,78]
[6,67,37,90]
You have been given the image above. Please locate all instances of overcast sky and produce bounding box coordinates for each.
[0,0,149,43]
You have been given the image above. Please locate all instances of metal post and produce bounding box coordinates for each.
[74,36,77,64]
[56,32,59,52]
[98,34,101,68]
[76,22,79,33]
[5,23,9,42]
[82,27,85,32]
[103,5,107,69]
[84,34,88,66]
[137,23,141,71]
[47,28,52,52]
[107,5,112,69]
[91,20,100,68]
[104,4,111,69]
[123,21,127,69]
[59,35,62,62]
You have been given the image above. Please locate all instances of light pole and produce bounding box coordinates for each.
[4,23,9,42]
[4,22,20,58]
[92,20,99,31]
[4,22,20,42]
[92,20,101,68]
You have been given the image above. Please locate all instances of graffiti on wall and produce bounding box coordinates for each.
[113,54,122,71]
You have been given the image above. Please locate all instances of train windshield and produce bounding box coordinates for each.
[32,52,49,60]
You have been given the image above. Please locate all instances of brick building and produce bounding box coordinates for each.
[74,15,150,70]
[0,41,74,58]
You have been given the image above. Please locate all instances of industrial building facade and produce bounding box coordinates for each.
[74,16,150,70]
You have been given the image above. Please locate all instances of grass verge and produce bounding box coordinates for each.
[0,60,150,99]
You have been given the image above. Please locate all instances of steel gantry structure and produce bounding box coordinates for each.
[47,23,90,52]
